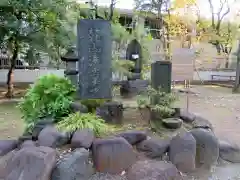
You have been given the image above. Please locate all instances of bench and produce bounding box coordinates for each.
[211,75,236,81]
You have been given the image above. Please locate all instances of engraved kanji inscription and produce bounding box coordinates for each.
[77,19,112,99]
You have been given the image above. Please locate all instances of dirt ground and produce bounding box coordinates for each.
[178,85,240,146]
[0,87,26,99]
[0,101,24,140]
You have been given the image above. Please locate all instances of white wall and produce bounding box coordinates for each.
[0,69,237,83]
[0,69,65,83]
[0,69,127,83]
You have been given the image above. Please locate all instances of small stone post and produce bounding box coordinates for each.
[151,60,172,93]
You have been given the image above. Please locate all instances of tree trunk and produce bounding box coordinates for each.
[165,8,171,60]
[5,40,19,98]
[233,41,240,93]
[233,59,240,93]
[225,55,229,68]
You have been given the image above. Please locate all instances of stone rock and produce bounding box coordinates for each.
[179,109,196,123]
[38,126,70,148]
[18,131,33,142]
[70,102,88,113]
[3,146,56,180]
[71,129,94,149]
[92,137,137,174]
[90,172,127,180]
[173,108,180,117]
[51,148,94,180]
[190,128,219,169]
[32,117,55,140]
[136,138,170,158]
[120,80,149,98]
[162,118,183,129]
[117,130,147,145]
[219,140,240,163]
[139,107,151,122]
[128,80,149,94]
[192,115,214,131]
[0,150,17,179]
[128,73,141,81]
[127,160,183,180]
[169,131,196,172]
[0,140,18,156]
[96,101,123,124]
[120,81,131,98]
[20,140,37,149]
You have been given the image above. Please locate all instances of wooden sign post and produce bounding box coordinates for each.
[184,80,191,111]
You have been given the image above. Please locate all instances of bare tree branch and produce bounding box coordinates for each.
[218,0,226,16]
[208,0,215,28]
[216,0,230,33]
[220,4,230,22]
[109,0,117,21]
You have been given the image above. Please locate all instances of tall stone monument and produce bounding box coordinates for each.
[77,19,112,99]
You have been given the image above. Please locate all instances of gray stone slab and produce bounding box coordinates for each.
[77,19,112,99]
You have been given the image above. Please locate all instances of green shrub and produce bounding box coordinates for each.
[80,99,108,113]
[137,86,178,118]
[57,112,107,136]
[19,74,76,132]
[136,95,150,109]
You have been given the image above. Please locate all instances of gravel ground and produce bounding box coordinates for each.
[178,85,240,145]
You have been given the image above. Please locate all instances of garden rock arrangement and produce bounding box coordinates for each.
[1,109,240,180]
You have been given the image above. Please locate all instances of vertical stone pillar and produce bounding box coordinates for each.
[77,19,112,99]
[151,61,172,93]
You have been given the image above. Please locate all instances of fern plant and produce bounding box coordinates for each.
[57,112,107,137]
[19,74,76,132]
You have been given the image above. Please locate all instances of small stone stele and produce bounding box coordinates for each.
[92,137,137,174]
[96,101,123,124]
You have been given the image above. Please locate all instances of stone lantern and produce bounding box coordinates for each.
[61,46,78,86]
